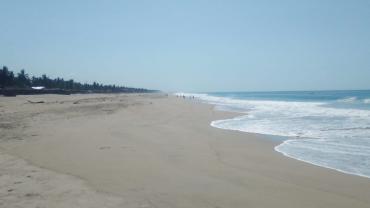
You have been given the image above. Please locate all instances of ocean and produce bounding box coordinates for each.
[177,90,370,178]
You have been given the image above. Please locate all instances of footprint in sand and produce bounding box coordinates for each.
[25,193,41,198]
[99,146,111,150]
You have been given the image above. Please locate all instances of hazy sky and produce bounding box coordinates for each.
[1,0,370,92]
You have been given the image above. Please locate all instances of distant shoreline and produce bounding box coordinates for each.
[1,66,156,96]
[0,88,158,96]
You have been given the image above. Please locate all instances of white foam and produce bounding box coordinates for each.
[275,140,370,178]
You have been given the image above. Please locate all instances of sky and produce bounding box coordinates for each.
[1,0,370,92]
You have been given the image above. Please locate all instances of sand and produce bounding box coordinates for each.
[0,93,369,208]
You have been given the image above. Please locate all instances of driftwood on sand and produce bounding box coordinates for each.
[27,100,45,104]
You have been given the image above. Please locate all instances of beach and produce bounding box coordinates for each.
[1,93,370,208]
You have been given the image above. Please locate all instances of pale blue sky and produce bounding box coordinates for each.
[1,0,370,92]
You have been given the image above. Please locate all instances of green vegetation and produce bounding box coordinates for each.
[0,66,153,93]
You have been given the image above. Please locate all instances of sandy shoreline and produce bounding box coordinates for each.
[1,93,370,207]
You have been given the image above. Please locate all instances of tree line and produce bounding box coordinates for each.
[0,66,153,93]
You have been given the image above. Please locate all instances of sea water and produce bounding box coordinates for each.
[177,90,370,178]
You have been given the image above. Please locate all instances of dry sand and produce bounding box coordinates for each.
[0,93,370,208]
